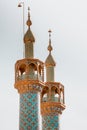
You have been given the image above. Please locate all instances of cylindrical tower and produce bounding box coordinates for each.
[14,8,44,130]
[41,30,66,130]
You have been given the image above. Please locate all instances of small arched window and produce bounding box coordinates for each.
[51,86,59,102]
[18,64,26,80]
[19,64,26,76]
[42,87,49,102]
[28,63,37,79]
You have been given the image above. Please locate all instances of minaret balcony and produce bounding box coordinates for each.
[41,82,65,103]
[14,58,44,93]
[41,82,66,115]
[15,58,44,82]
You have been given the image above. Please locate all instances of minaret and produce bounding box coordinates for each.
[41,30,66,130]
[14,7,44,129]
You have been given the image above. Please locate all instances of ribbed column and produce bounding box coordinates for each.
[19,91,40,130]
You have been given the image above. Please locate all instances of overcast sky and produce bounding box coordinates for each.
[0,0,87,130]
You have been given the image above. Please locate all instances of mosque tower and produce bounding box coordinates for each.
[14,8,44,129]
[41,30,66,130]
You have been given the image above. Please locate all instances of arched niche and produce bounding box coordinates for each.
[51,86,59,102]
[19,64,26,76]
[41,87,49,102]
[18,64,26,80]
[28,63,37,79]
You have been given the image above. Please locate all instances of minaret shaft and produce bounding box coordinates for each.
[25,42,34,58]
[42,115,60,130]
[19,92,41,129]
[15,58,44,129]
[46,66,54,82]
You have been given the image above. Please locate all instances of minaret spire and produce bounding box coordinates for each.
[45,30,56,82]
[24,7,35,58]
[26,7,32,28]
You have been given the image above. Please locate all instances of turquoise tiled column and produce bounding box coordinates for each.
[42,115,59,130]
[19,92,40,130]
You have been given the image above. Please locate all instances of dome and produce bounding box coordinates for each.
[45,53,56,67]
[23,7,35,44]
[24,28,35,43]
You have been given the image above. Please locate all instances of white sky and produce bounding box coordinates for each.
[0,0,87,130]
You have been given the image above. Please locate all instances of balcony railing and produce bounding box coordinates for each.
[42,97,63,103]
[17,74,42,81]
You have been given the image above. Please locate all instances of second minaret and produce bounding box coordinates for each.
[41,30,66,130]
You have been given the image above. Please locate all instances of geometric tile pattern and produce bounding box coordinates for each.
[19,92,40,130]
[42,115,59,130]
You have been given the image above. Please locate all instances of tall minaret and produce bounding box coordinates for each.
[14,8,44,129]
[41,30,66,130]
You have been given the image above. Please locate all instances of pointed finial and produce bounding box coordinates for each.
[47,30,53,53]
[45,30,56,67]
[28,6,30,17]
[26,6,32,27]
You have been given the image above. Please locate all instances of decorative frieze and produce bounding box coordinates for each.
[14,80,44,94]
[41,102,65,115]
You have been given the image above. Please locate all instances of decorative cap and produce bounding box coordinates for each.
[24,7,35,44]
[45,30,56,67]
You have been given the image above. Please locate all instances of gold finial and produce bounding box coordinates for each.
[26,7,32,27]
[45,30,56,67]
[48,30,53,53]
[48,29,52,37]
[24,6,35,44]
[28,7,30,18]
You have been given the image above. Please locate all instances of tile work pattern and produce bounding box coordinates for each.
[19,92,40,130]
[42,115,59,130]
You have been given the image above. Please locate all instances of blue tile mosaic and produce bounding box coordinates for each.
[19,92,40,130]
[42,115,59,130]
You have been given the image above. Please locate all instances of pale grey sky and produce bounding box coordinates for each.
[0,0,87,130]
